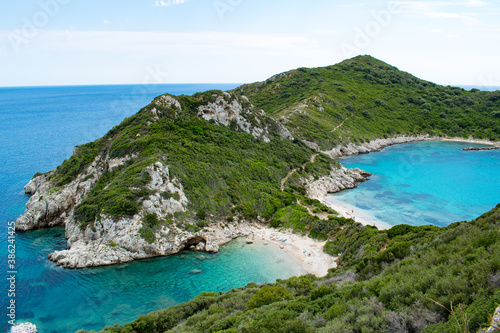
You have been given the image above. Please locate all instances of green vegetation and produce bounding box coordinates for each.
[47,90,334,231]
[81,204,500,333]
[234,55,500,150]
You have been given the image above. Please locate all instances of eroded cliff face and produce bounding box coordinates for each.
[15,153,108,231]
[197,92,293,142]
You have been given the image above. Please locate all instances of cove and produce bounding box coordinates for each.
[13,229,305,332]
[327,140,500,227]
[0,84,305,333]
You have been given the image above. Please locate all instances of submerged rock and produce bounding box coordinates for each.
[189,269,203,275]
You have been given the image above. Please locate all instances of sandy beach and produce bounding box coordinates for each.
[243,224,337,277]
[435,137,500,146]
[323,197,392,230]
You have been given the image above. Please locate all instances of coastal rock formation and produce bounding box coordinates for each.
[22,159,250,268]
[47,218,253,269]
[15,154,108,231]
[304,167,371,201]
[323,135,429,158]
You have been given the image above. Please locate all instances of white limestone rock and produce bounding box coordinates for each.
[197,93,293,142]
[305,167,371,201]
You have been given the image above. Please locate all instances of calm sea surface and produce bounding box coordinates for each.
[0,84,306,333]
[328,141,500,227]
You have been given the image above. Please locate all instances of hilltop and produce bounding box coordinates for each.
[234,55,500,151]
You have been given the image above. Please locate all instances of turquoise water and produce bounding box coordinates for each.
[328,141,500,227]
[16,231,304,332]
[0,84,305,333]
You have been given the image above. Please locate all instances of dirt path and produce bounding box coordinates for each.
[281,168,299,191]
[280,153,318,191]
[332,113,353,131]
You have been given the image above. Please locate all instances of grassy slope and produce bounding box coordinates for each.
[234,55,500,150]
[89,204,500,333]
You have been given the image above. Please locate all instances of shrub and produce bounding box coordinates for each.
[247,286,292,309]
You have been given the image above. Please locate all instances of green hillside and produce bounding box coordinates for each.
[234,55,500,150]
[87,204,500,333]
[48,90,336,237]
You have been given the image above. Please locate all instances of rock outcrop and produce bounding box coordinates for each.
[10,323,37,333]
[47,217,253,269]
[304,167,371,201]
[482,305,500,332]
[197,92,293,142]
[15,154,108,231]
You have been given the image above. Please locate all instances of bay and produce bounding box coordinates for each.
[0,84,305,333]
[328,140,500,227]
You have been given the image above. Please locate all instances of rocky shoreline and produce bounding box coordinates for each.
[322,134,500,159]
[304,167,372,201]
[47,219,254,269]
[15,159,371,269]
[322,135,430,159]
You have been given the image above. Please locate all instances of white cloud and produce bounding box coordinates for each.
[428,11,479,23]
[103,19,110,25]
[155,0,187,7]
[12,30,328,59]
[464,0,487,7]
[391,1,483,23]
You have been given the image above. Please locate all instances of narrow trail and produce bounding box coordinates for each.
[280,153,318,191]
[332,113,353,132]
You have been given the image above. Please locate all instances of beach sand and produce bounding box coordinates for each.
[436,137,500,147]
[323,196,392,230]
[244,224,337,277]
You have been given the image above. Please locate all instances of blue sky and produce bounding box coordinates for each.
[1,0,499,87]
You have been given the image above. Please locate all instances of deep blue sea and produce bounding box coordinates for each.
[0,84,307,333]
[328,141,500,227]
